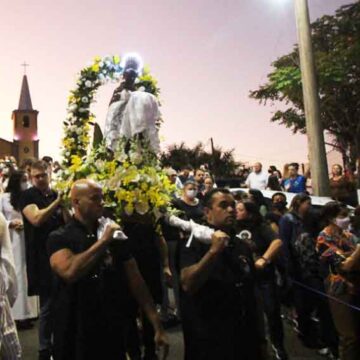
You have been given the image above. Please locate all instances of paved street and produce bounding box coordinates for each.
[19,320,324,360]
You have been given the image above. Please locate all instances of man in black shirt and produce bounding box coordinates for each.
[194,168,205,193]
[180,188,262,360]
[20,160,68,360]
[48,179,169,360]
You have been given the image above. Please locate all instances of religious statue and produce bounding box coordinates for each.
[104,54,161,154]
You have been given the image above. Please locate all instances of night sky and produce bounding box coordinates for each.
[0,0,352,168]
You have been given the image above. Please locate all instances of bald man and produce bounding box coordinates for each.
[47,180,169,360]
[245,162,269,191]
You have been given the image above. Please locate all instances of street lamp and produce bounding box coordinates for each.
[274,0,330,195]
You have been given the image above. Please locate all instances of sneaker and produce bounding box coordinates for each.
[318,347,330,356]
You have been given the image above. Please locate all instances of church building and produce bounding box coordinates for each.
[0,74,39,164]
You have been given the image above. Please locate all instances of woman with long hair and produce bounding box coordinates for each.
[280,194,338,355]
[236,200,286,360]
[329,164,357,207]
[0,170,38,327]
[248,189,268,217]
[200,176,215,200]
[317,201,360,359]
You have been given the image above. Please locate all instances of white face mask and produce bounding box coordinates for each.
[334,217,351,230]
[20,182,29,191]
[185,189,197,199]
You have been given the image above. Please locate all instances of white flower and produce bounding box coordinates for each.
[85,80,92,87]
[79,108,88,113]
[98,73,107,85]
[82,97,89,103]
[130,151,143,165]
[99,61,104,67]
[105,60,112,68]
[68,104,77,111]
[138,86,145,92]
[95,159,105,169]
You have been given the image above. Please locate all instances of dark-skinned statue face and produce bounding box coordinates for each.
[121,54,143,90]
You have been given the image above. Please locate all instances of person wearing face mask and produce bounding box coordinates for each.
[174,180,204,223]
[317,202,360,360]
[266,193,288,234]
[0,170,39,328]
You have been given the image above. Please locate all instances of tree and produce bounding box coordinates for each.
[250,3,360,186]
[160,142,240,177]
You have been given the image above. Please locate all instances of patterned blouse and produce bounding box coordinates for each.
[316,226,359,296]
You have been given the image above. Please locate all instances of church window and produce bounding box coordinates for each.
[22,116,30,128]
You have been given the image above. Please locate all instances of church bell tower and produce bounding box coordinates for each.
[12,72,39,164]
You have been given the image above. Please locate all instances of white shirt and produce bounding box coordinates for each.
[245,171,269,190]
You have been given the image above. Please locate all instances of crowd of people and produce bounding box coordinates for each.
[0,157,360,360]
[238,162,358,207]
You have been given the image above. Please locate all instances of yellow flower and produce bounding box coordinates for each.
[105,160,116,176]
[124,203,134,216]
[91,63,100,72]
[140,182,149,191]
[122,167,140,185]
[69,155,82,173]
[63,138,71,148]
[115,189,127,201]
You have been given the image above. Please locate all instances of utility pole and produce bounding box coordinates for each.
[294,0,330,196]
[210,137,216,175]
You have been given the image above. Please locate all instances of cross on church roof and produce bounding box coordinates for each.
[18,70,33,110]
[21,62,29,75]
